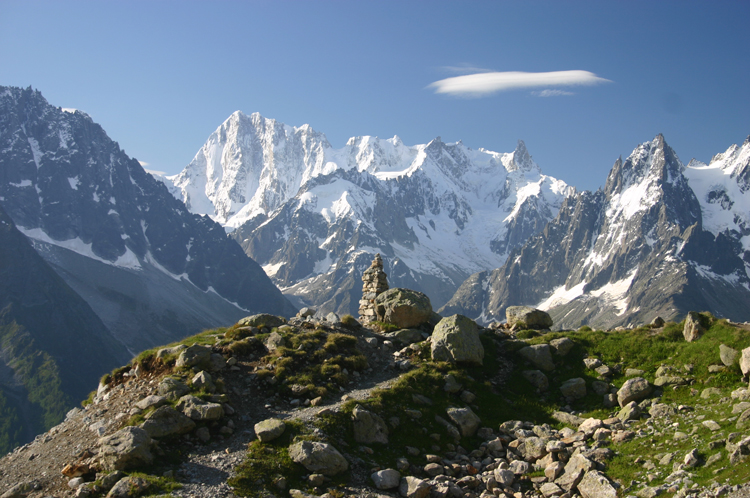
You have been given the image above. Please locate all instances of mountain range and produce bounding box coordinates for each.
[163,111,574,313]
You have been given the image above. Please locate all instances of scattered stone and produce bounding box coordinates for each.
[577,470,617,498]
[446,407,481,437]
[140,406,196,438]
[720,344,740,366]
[683,311,705,342]
[741,347,750,378]
[505,306,553,330]
[549,337,574,356]
[618,401,641,422]
[134,395,168,411]
[237,313,286,329]
[352,405,389,444]
[399,476,431,498]
[518,344,555,372]
[175,344,212,368]
[191,370,215,392]
[651,316,665,327]
[288,441,348,476]
[523,370,549,391]
[560,377,587,399]
[430,314,484,365]
[97,427,153,471]
[617,377,652,407]
[371,469,400,490]
[176,395,224,421]
[254,418,286,443]
[157,377,190,401]
[106,476,150,498]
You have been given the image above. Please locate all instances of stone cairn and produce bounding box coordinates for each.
[358,253,389,324]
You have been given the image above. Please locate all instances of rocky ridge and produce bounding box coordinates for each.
[442,135,750,329]
[2,264,750,498]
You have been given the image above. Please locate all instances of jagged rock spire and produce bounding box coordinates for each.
[358,254,389,323]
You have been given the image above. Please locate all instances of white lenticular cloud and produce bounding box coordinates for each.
[429,70,611,97]
[533,89,575,97]
[138,160,150,167]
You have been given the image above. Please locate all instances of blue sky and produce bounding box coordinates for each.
[1,0,748,192]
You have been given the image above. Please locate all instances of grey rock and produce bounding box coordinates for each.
[398,476,431,498]
[446,407,481,437]
[134,395,168,411]
[191,370,215,392]
[518,436,548,462]
[443,374,462,393]
[140,406,196,438]
[549,337,574,356]
[539,481,564,497]
[371,469,401,490]
[509,460,530,475]
[352,405,389,444]
[288,441,348,476]
[617,377,652,407]
[375,288,433,328]
[720,344,740,366]
[552,411,585,427]
[208,352,227,371]
[651,316,665,327]
[591,380,610,395]
[505,306,553,330]
[518,344,555,372]
[176,395,224,421]
[97,426,153,471]
[737,408,750,430]
[157,376,190,401]
[106,476,150,498]
[0,482,34,498]
[493,468,515,485]
[195,427,211,443]
[741,347,750,377]
[254,418,286,443]
[617,401,641,421]
[237,313,286,329]
[175,344,212,369]
[265,331,286,351]
[325,312,340,323]
[386,328,424,345]
[683,311,705,342]
[431,314,484,365]
[560,377,587,399]
[577,470,617,498]
[155,345,186,359]
[522,370,549,391]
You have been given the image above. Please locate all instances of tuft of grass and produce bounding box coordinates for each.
[370,321,399,333]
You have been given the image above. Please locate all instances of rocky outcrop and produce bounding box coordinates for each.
[97,427,153,471]
[683,311,706,342]
[352,405,389,444]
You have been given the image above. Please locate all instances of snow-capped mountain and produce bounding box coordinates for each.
[0,87,295,353]
[166,111,574,314]
[441,135,750,328]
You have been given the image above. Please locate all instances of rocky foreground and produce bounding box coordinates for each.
[2,283,750,498]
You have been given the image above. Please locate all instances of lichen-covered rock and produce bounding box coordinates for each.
[157,377,190,401]
[140,406,196,438]
[175,344,212,369]
[254,418,286,443]
[97,427,153,471]
[398,476,431,498]
[374,288,432,328]
[683,311,705,342]
[431,314,484,365]
[176,395,224,421]
[446,407,481,437]
[288,441,348,476]
[720,344,739,366]
[371,469,401,490]
[506,306,553,330]
[518,344,555,371]
[577,470,617,498]
[352,405,389,444]
[617,377,652,407]
[237,313,286,329]
[560,378,586,400]
[105,476,151,498]
[549,337,574,356]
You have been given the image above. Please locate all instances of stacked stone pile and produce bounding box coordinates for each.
[359,254,390,324]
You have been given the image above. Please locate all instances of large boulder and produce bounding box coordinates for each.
[237,313,286,329]
[683,311,705,342]
[374,288,432,328]
[106,476,151,498]
[140,406,196,438]
[506,306,553,330]
[720,344,740,367]
[371,469,401,490]
[740,347,750,378]
[430,315,484,365]
[157,377,190,400]
[560,378,587,400]
[352,405,389,444]
[399,476,431,498]
[97,427,153,471]
[288,441,348,476]
[518,344,555,372]
[617,377,652,407]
